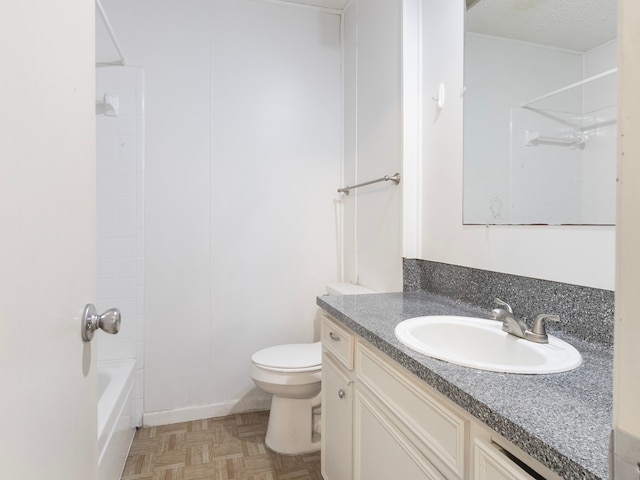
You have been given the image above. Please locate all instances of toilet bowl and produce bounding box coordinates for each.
[250,342,322,454]
[250,282,375,455]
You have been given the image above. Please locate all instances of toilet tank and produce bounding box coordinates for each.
[325,282,376,295]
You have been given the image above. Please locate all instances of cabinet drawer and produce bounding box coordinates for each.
[322,314,355,370]
[356,342,467,479]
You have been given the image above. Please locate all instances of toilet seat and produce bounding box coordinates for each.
[251,343,321,373]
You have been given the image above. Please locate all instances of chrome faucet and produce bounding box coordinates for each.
[527,313,560,343]
[492,298,529,338]
[491,298,560,344]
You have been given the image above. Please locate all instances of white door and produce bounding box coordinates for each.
[0,1,97,479]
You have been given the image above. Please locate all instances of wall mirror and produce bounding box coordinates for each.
[463,0,617,225]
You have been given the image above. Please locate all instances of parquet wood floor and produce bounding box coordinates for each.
[120,411,322,480]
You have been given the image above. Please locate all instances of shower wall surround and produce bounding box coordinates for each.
[96,65,145,426]
[404,258,614,346]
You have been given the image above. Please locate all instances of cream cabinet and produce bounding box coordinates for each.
[320,313,560,480]
[469,423,560,480]
[321,315,356,480]
[321,353,353,480]
[321,315,355,369]
[473,440,536,480]
[354,390,446,480]
[356,341,467,479]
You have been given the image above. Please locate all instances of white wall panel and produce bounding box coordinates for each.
[343,1,358,284]
[342,0,404,293]
[134,0,213,414]
[209,0,341,407]
[97,0,341,420]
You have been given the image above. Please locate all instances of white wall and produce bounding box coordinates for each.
[95,66,145,426]
[416,0,615,290]
[207,0,341,416]
[342,0,403,292]
[97,0,341,423]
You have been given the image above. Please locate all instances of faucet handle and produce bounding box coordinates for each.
[494,297,513,314]
[526,314,560,343]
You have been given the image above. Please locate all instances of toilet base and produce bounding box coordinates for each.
[265,392,321,455]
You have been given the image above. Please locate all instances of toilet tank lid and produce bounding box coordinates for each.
[252,343,321,370]
[326,282,376,295]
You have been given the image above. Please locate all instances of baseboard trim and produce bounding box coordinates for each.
[142,396,272,427]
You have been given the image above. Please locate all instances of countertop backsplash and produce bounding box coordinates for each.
[403,258,614,347]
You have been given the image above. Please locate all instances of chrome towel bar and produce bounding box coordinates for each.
[338,173,401,196]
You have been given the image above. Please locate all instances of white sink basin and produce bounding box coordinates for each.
[394,316,582,374]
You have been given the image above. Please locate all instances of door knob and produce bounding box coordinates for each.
[81,304,121,342]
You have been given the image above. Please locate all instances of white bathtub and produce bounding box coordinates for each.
[98,359,136,480]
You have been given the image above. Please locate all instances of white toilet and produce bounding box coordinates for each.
[250,282,375,455]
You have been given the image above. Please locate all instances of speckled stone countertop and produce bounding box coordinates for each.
[317,291,613,480]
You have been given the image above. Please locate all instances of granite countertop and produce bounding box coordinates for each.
[317,291,613,480]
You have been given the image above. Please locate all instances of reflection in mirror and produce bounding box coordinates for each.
[463,0,617,225]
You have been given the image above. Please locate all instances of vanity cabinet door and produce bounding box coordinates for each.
[354,391,446,480]
[322,353,353,480]
[356,342,467,479]
[474,440,536,480]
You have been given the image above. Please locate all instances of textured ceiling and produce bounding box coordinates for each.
[465,0,617,53]
[277,0,617,53]
[275,0,349,10]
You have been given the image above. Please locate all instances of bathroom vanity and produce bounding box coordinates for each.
[318,292,613,480]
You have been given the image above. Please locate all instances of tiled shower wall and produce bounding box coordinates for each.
[96,66,145,426]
